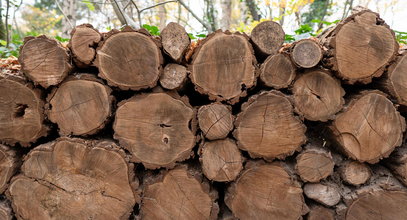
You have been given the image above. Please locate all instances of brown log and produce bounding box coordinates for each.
[0,201,13,220]
[46,74,113,136]
[225,162,308,219]
[295,146,335,182]
[6,138,137,220]
[19,35,71,88]
[321,10,398,84]
[159,63,188,90]
[340,161,371,186]
[190,31,256,103]
[304,183,341,207]
[95,27,163,90]
[0,144,20,193]
[198,103,234,140]
[113,92,196,169]
[292,69,345,121]
[140,165,219,220]
[68,24,102,66]
[307,206,335,220]
[385,145,407,186]
[199,138,243,182]
[329,91,405,163]
[160,22,190,63]
[250,20,285,56]
[234,91,307,160]
[259,53,296,89]
[290,39,323,68]
[381,49,407,107]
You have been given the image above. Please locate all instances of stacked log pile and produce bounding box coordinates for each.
[1,8,407,220]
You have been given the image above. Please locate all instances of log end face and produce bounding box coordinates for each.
[291,39,322,68]
[251,20,285,56]
[296,149,335,182]
[340,161,371,186]
[69,24,101,65]
[159,63,188,90]
[260,53,296,89]
[161,22,190,62]
[198,103,234,140]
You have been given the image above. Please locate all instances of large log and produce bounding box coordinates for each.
[259,53,296,89]
[160,22,190,63]
[250,20,285,57]
[381,49,407,107]
[198,103,234,140]
[68,24,102,66]
[0,144,19,194]
[6,138,137,220]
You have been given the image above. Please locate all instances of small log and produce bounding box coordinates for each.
[295,146,335,182]
[95,28,163,90]
[19,35,71,88]
[250,20,285,56]
[198,103,234,140]
[7,138,137,220]
[385,145,407,186]
[307,206,335,220]
[159,63,188,90]
[47,74,113,136]
[234,91,307,160]
[289,39,322,68]
[140,165,219,220]
[113,92,196,169]
[340,161,371,186]
[381,50,407,107]
[199,138,243,182]
[190,31,256,103]
[329,91,405,163]
[0,201,12,220]
[161,22,190,63]
[303,183,341,207]
[259,53,296,89]
[68,24,102,66]
[225,162,307,219]
[292,69,345,121]
[0,144,20,193]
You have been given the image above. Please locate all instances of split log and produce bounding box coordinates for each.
[292,69,345,121]
[199,138,243,182]
[19,35,71,88]
[250,20,285,56]
[140,165,219,220]
[0,76,47,146]
[113,92,196,169]
[198,103,234,140]
[340,161,371,186]
[0,201,12,220]
[161,22,190,63]
[234,91,307,160]
[295,146,335,182]
[68,24,102,66]
[329,91,405,163]
[259,53,296,89]
[47,74,113,136]
[290,39,322,68]
[304,183,341,207]
[190,31,256,103]
[95,28,163,90]
[225,162,308,220]
[6,138,137,220]
[320,9,398,84]
[0,144,20,193]
[159,63,188,90]
[307,206,335,220]
[381,50,407,107]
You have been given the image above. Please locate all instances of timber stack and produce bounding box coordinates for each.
[1,8,407,220]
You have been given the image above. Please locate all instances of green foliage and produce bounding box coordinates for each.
[294,24,314,35]
[81,1,95,11]
[285,34,296,42]
[142,24,160,36]
[394,30,407,45]
[188,33,207,40]
[0,33,23,58]
[54,36,70,43]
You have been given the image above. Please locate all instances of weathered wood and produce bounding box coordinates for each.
[0,144,19,193]
[113,92,196,169]
[199,138,243,182]
[140,165,219,220]
[190,31,256,103]
[19,35,71,88]
[234,91,307,160]
[250,20,285,56]
[259,53,296,89]
[198,103,234,140]
[307,206,335,220]
[292,69,345,121]
[0,201,12,220]
[385,145,407,187]
[159,63,188,90]
[6,138,137,220]
[340,161,371,186]
[161,22,190,63]
[95,28,163,90]
[304,183,341,207]
[290,39,323,68]
[225,162,307,220]
[68,24,102,66]
[381,50,407,107]
[329,91,405,163]
[295,146,335,182]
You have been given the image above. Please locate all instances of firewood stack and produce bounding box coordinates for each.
[1,8,407,220]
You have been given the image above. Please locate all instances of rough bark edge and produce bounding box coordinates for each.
[259,53,297,89]
[295,145,335,182]
[286,38,323,69]
[67,23,102,66]
[0,144,21,194]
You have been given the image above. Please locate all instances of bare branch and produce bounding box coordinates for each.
[139,0,177,13]
[178,0,211,31]
[54,0,74,28]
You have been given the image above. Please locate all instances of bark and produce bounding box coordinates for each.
[0,144,20,193]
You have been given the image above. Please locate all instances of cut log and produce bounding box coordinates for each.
[140,165,219,220]
[198,103,234,140]
[6,138,137,220]
[295,146,335,182]
[259,53,296,89]
[68,24,102,66]
[19,35,71,88]
[340,161,371,186]
[290,39,322,68]
[250,20,285,56]
[0,76,47,146]
[113,92,196,169]
[381,50,407,107]
[95,28,163,90]
[385,145,407,186]
[292,69,345,121]
[304,183,341,207]
[161,22,190,63]
[321,10,398,84]
[190,31,256,103]
[234,91,307,160]
[159,63,188,90]
[329,91,405,163]
[0,144,20,193]
[307,206,335,220]
[225,162,307,220]
[47,74,113,136]
[0,201,12,220]
[199,138,243,182]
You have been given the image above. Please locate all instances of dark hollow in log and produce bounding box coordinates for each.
[340,161,371,186]
[295,146,335,182]
[290,39,323,68]
[0,144,19,193]
[68,24,102,66]
[250,21,285,56]
[161,22,190,63]
[198,103,234,140]
[259,53,296,89]
[159,63,188,90]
